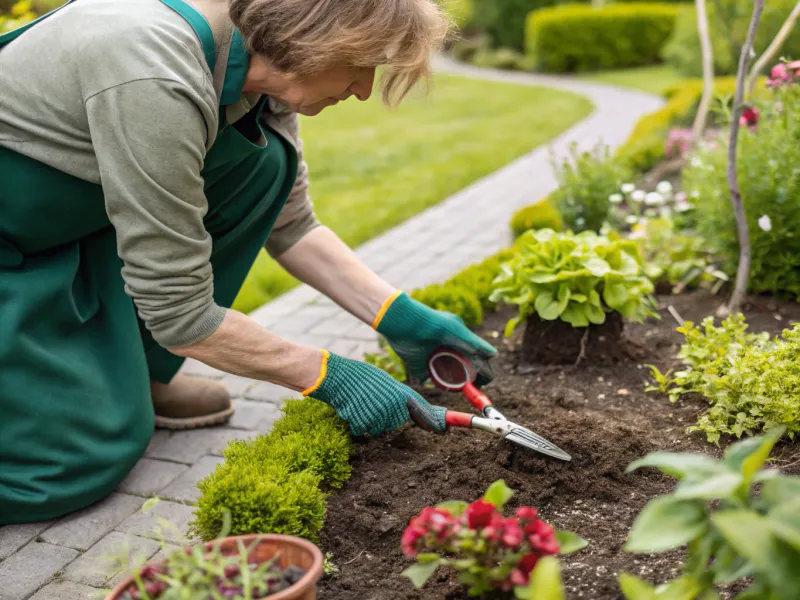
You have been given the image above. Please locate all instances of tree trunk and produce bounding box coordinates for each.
[692,0,715,140]
[746,1,800,99]
[723,0,764,317]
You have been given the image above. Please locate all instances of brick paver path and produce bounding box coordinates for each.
[0,59,663,598]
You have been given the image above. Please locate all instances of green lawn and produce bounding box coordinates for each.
[580,65,684,96]
[234,74,593,313]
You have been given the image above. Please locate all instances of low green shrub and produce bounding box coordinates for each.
[510,198,563,237]
[191,398,351,542]
[469,47,532,71]
[364,336,407,382]
[469,0,581,51]
[663,0,800,77]
[620,428,800,598]
[648,315,800,443]
[445,248,515,309]
[191,464,327,542]
[683,83,800,299]
[551,142,630,233]
[411,283,483,328]
[525,3,680,73]
[490,229,657,334]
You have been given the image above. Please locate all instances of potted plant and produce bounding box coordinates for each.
[105,533,324,600]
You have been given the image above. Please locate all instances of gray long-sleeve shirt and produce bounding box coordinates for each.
[0,0,319,348]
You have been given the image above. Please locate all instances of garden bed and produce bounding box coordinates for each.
[319,292,800,599]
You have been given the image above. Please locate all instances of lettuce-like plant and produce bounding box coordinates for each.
[490,229,657,335]
[400,480,586,597]
[619,427,800,599]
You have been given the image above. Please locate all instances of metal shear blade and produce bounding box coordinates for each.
[472,417,571,461]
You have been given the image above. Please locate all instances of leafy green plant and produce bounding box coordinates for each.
[684,83,800,300]
[411,283,483,328]
[648,315,800,443]
[550,142,630,233]
[364,336,407,382]
[510,198,563,238]
[525,3,680,73]
[191,398,351,542]
[401,480,586,596]
[469,0,583,51]
[490,229,657,334]
[619,427,800,599]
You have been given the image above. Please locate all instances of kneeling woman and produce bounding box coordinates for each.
[0,0,496,523]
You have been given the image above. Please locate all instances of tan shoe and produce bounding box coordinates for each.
[151,374,234,430]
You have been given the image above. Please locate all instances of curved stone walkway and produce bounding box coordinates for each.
[0,60,663,598]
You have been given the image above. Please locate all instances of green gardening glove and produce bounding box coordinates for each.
[374,292,497,385]
[304,351,447,436]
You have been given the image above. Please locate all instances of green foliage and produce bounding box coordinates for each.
[647,315,800,443]
[510,198,563,238]
[364,336,407,382]
[514,557,566,600]
[525,3,680,73]
[411,283,483,328]
[616,77,741,173]
[191,398,351,542]
[490,229,657,333]
[621,429,800,599]
[550,142,630,233]
[0,0,36,32]
[684,84,800,300]
[470,47,533,71]
[445,248,515,310]
[470,0,580,51]
[663,0,800,78]
[440,0,472,29]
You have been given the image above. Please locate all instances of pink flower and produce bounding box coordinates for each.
[524,520,560,555]
[665,127,692,158]
[401,524,427,557]
[739,107,759,129]
[465,500,496,530]
[515,506,538,521]
[501,517,523,548]
[788,60,800,77]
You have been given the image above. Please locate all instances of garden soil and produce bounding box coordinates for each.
[318,293,800,600]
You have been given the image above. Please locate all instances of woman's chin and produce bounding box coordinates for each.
[298,100,339,117]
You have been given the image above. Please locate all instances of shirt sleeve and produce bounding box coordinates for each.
[263,109,321,258]
[85,77,226,348]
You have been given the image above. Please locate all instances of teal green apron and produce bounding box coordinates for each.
[0,0,298,524]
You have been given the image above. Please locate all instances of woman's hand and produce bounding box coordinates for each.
[305,352,446,436]
[375,292,497,385]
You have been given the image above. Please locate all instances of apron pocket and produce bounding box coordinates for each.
[68,241,101,324]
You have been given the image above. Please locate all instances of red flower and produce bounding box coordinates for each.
[501,517,523,548]
[481,512,506,542]
[769,63,792,86]
[524,520,560,555]
[509,552,540,586]
[739,106,759,129]
[465,500,496,530]
[401,524,427,557]
[515,506,538,522]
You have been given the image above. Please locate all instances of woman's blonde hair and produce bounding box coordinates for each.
[229,0,451,105]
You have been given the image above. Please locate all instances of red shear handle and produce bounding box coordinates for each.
[463,382,492,413]
[445,411,474,428]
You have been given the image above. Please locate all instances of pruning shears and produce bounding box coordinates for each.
[406,347,572,461]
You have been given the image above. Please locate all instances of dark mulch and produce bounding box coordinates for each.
[318,292,800,600]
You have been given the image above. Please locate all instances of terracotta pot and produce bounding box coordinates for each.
[105,534,324,600]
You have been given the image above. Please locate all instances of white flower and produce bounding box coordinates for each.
[675,201,693,213]
[609,193,624,204]
[758,215,772,232]
[691,190,700,199]
[575,217,586,227]
[645,192,664,206]
[691,157,703,168]
[621,183,636,194]
[674,191,687,203]
[629,229,646,240]
[625,215,638,225]
[631,190,646,203]
[656,181,673,195]
[660,206,673,219]
[644,208,659,218]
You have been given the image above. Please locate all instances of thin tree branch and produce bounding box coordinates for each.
[723,0,764,316]
[692,0,715,139]
[746,0,800,99]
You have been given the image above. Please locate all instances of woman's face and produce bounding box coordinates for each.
[245,56,376,116]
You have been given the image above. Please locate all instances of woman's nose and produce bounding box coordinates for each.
[351,68,376,101]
